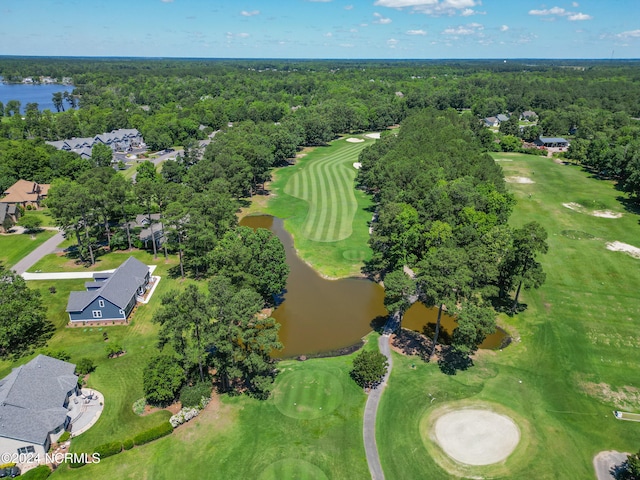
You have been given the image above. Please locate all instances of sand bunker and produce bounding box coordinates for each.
[505,176,535,184]
[352,162,362,169]
[593,451,629,480]
[365,132,381,139]
[563,203,622,218]
[606,241,640,259]
[346,137,364,143]
[434,409,520,466]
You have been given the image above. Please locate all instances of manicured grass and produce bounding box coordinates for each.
[0,229,56,268]
[19,208,57,227]
[51,352,369,480]
[263,136,376,278]
[272,368,344,420]
[377,152,640,478]
[27,248,164,273]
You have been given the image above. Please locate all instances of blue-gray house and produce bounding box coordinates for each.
[66,256,150,325]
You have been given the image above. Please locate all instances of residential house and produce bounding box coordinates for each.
[127,214,165,249]
[66,256,150,325]
[520,110,537,121]
[534,136,570,148]
[496,113,510,123]
[484,116,499,127]
[1,180,50,209]
[0,202,19,231]
[0,355,78,458]
[46,128,144,159]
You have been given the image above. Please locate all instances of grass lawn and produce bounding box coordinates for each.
[0,229,56,268]
[27,248,165,273]
[52,348,370,480]
[18,208,57,227]
[377,152,640,478]
[258,136,376,278]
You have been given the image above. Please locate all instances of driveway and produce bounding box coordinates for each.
[11,230,65,275]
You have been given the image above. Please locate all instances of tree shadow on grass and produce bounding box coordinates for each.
[437,346,473,375]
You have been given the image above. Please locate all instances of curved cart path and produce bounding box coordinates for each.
[363,312,400,480]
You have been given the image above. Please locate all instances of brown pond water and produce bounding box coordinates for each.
[240,215,509,357]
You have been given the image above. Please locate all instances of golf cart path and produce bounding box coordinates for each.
[363,311,400,480]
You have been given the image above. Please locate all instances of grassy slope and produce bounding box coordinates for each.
[377,152,640,478]
[0,229,56,268]
[262,136,375,278]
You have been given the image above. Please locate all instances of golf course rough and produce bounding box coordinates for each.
[259,459,329,480]
[284,139,368,242]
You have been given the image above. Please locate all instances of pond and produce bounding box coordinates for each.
[0,79,74,113]
[240,215,509,357]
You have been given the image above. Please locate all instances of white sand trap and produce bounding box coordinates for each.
[494,158,513,162]
[353,162,362,169]
[593,451,629,480]
[563,202,582,212]
[505,176,535,184]
[592,210,623,218]
[606,241,640,259]
[346,137,364,143]
[365,132,381,139]
[434,409,520,466]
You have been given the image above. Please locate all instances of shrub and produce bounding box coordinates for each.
[170,407,200,428]
[58,431,71,443]
[75,358,95,375]
[93,441,122,459]
[143,354,184,406]
[179,382,212,408]
[43,350,70,361]
[19,465,52,480]
[123,438,134,450]
[133,422,173,446]
[132,397,146,415]
[105,342,124,358]
[48,286,57,294]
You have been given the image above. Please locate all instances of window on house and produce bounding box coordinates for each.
[98,299,105,308]
[18,446,35,454]
[92,310,102,318]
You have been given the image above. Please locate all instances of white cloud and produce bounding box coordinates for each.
[442,22,483,36]
[374,0,480,17]
[373,12,393,24]
[617,29,640,39]
[226,32,250,39]
[500,24,509,32]
[406,29,427,35]
[572,1,579,6]
[387,38,399,48]
[240,10,260,17]
[340,43,355,47]
[344,5,354,10]
[324,32,333,37]
[529,7,566,16]
[161,0,174,3]
[568,12,592,21]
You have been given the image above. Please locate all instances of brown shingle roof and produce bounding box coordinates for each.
[1,179,50,204]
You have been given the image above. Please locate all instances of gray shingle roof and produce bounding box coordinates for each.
[0,355,77,444]
[66,256,149,312]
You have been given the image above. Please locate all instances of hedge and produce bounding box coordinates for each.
[19,465,52,480]
[123,438,134,450]
[94,441,123,459]
[133,422,173,446]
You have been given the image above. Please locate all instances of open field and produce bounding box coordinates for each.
[377,152,640,478]
[0,229,56,267]
[262,135,376,278]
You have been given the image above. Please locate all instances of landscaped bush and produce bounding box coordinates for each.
[105,342,124,358]
[75,358,95,375]
[122,438,134,450]
[58,431,71,443]
[133,422,173,446]
[179,382,212,408]
[170,407,200,428]
[19,465,52,480]
[132,397,146,415]
[93,441,122,459]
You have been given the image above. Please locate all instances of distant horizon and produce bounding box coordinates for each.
[1,0,637,59]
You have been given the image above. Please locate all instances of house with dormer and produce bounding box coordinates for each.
[66,256,150,325]
[0,355,78,458]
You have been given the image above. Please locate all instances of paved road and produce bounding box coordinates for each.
[363,312,400,480]
[11,230,65,275]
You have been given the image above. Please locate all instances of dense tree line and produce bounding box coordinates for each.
[358,109,548,363]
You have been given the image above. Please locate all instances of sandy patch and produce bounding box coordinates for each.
[434,409,520,465]
[505,176,535,184]
[593,210,623,218]
[353,162,362,169]
[563,202,582,212]
[593,451,629,480]
[494,158,513,162]
[606,241,640,259]
[580,382,640,410]
[346,137,364,143]
[365,132,381,139]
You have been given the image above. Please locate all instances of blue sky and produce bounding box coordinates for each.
[1,0,638,58]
